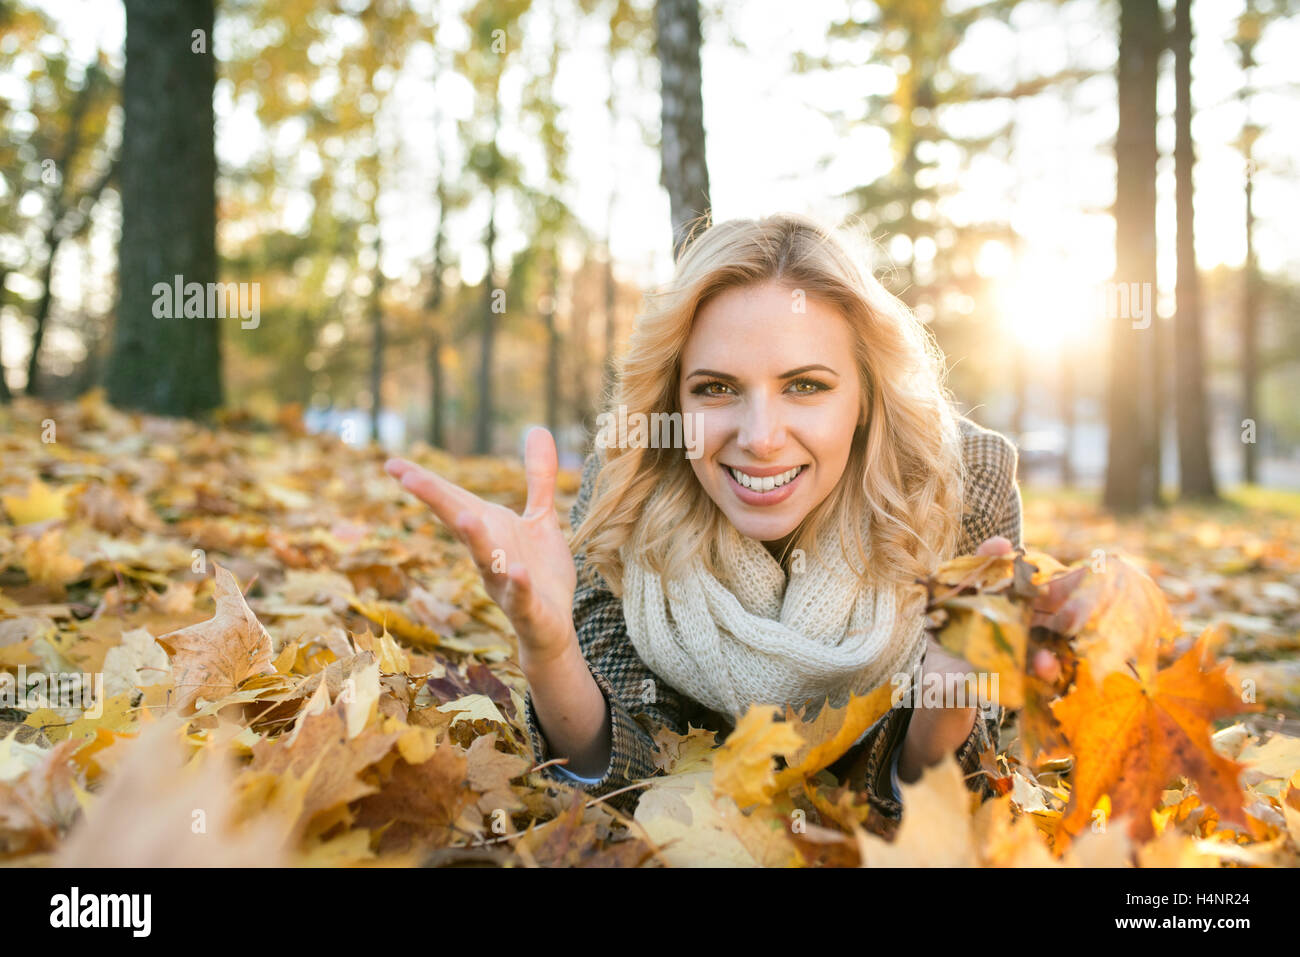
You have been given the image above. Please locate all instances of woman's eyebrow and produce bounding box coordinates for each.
[685,364,839,381]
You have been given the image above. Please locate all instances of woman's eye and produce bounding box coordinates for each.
[789,378,828,394]
[693,381,732,397]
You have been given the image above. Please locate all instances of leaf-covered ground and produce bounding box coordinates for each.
[1,392,1297,867]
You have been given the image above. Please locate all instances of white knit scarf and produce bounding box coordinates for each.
[619,510,927,721]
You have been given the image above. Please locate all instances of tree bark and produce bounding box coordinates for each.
[1173,0,1218,500]
[544,250,561,436]
[1104,0,1162,513]
[427,142,448,449]
[656,0,711,262]
[1239,4,1259,485]
[107,1,219,415]
[0,268,10,403]
[106,0,221,417]
[369,230,384,445]
[474,187,498,455]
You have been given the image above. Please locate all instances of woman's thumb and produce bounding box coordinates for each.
[522,427,557,518]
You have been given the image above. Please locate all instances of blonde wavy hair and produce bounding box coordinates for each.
[570,211,967,610]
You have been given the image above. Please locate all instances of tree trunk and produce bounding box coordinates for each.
[24,236,60,396]
[1173,0,1217,500]
[0,267,10,403]
[427,182,447,450]
[1239,8,1259,485]
[106,0,221,417]
[474,190,497,455]
[1103,0,1161,513]
[544,250,561,436]
[656,0,711,261]
[369,231,384,445]
[428,88,449,449]
[1060,351,1075,486]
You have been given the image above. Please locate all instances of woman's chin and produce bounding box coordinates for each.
[727,516,800,544]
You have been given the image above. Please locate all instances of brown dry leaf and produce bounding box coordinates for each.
[1034,555,1181,683]
[73,480,164,535]
[155,563,276,715]
[633,767,799,867]
[246,698,401,838]
[1052,632,1261,845]
[21,529,86,597]
[466,731,530,819]
[0,736,83,859]
[974,795,1061,867]
[56,716,290,866]
[651,725,720,774]
[516,789,659,867]
[351,737,476,854]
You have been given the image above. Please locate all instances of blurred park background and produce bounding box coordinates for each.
[1,0,1298,510]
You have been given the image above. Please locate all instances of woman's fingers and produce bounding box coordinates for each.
[1032,648,1062,683]
[521,427,557,520]
[386,457,481,530]
[454,509,505,578]
[975,536,1014,557]
[503,562,534,620]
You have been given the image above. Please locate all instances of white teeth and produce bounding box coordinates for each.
[728,465,804,491]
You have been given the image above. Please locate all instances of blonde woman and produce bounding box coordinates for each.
[387,212,1023,822]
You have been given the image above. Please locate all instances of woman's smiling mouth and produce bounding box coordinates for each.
[722,463,809,504]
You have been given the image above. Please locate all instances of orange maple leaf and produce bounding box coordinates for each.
[1051,632,1261,844]
[155,563,276,715]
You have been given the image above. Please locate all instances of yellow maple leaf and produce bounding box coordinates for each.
[2,479,71,525]
[711,705,804,810]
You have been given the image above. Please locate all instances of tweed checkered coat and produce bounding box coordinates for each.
[524,414,1022,818]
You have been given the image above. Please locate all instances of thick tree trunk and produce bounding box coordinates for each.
[656,0,711,261]
[1173,0,1218,500]
[1104,0,1161,513]
[106,0,221,417]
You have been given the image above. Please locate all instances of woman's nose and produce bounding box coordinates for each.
[737,397,786,458]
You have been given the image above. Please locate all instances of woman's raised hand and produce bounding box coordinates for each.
[385,427,578,671]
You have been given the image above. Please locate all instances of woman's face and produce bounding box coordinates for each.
[678,280,863,552]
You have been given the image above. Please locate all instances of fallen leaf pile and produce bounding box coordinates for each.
[1,391,1297,867]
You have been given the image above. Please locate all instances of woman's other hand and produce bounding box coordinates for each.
[385,426,578,672]
[974,535,1060,682]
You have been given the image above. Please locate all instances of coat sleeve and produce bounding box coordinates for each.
[956,418,1023,553]
[844,418,1016,818]
[523,450,693,816]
